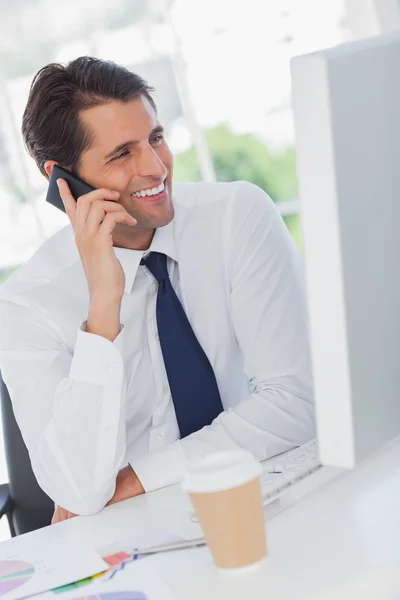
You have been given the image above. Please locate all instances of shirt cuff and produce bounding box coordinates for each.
[69,326,125,385]
[131,442,189,493]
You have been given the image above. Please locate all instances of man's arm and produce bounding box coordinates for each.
[128,182,315,493]
[52,464,144,523]
[0,299,133,515]
[0,179,141,515]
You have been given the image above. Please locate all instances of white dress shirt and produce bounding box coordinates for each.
[0,181,315,515]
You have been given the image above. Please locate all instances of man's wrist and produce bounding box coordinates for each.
[87,296,122,342]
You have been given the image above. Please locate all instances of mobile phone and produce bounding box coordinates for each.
[45,164,95,213]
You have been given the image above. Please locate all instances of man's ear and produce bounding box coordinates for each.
[44,160,58,179]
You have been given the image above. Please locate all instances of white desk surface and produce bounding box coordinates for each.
[40,437,400,599]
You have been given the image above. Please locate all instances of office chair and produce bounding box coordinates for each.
[0,372,54,536]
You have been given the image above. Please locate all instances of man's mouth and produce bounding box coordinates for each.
[131,180,166,201]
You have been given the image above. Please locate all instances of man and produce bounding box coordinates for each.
[0,57,315,522]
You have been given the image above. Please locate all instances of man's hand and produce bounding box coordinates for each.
[106,465,145,506]
[57,178,137,341]
[51,466,144,524]
[51,505,77,524]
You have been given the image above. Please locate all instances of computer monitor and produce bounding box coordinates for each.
[291,31,400,469]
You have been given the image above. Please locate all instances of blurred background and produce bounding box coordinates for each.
[0,0,399,535]
[2,0,399,281]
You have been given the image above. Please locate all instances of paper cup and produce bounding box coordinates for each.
[183,449,267,570]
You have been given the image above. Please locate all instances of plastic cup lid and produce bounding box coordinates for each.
[182,449,262,494]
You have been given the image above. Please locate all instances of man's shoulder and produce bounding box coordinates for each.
[172,180,274,231]
[0,225,78,304]
[172,180,256,208]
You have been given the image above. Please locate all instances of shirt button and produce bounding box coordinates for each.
[155,334,160,341]
[163,385,169,395]
[157,431,165,440]
[108,365,116,372]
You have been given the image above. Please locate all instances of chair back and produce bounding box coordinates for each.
[0,373,54,534]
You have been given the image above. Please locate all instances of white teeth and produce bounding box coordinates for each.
[132,181,165,198]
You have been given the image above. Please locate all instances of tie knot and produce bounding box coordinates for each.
[141,252,169,283]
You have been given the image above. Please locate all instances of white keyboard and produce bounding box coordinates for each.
[189,440,322,524]
[260,438,321,504]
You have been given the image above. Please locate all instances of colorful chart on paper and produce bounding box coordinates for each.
[52,552,131,595]
[72,593,147,599]
[0,560,35,595]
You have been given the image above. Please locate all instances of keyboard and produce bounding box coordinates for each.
[260,438,321,504]
[189,439,322,524]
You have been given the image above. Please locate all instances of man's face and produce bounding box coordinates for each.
[78,96,174,234]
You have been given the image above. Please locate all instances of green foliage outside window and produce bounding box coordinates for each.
[173,124,303,251]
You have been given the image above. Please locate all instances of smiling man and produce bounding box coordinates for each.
[0,57,315,521]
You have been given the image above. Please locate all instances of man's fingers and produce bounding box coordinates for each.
[51,505,77,524]
[57,179,122,237]
[51,505,65,524]
[84,200,136,237]
[57,179,77,229]
[51,506,60,525]
[75,190,121,239]
[99,211,137,237]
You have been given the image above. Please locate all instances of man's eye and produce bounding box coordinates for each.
[151,135,164,145]
[112,150,130,161]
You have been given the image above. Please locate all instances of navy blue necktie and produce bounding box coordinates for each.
[141,252,223,438]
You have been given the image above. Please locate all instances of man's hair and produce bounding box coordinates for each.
[22,56,156,177]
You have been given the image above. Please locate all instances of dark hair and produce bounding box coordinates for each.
[22,56,156,177]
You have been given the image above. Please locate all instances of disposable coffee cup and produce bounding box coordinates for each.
[182,449,267,571]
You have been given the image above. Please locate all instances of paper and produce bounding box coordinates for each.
[97,529,212,581]
[30,529,211,600]
[97,530,184,562]
[31,560,176,600]
[39,530,193,599]
[45,529,208,598]
[0,527,106,600]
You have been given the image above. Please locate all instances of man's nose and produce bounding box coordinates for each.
[135,144,167,180]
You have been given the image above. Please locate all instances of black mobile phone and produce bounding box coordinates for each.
[46,165,95,213]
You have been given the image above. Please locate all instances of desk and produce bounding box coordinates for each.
[48,437,400,599]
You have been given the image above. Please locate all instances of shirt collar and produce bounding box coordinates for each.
[114,218,177,294]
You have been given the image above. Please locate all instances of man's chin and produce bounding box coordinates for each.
[152,206,175,229]
[136,203,174,230]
